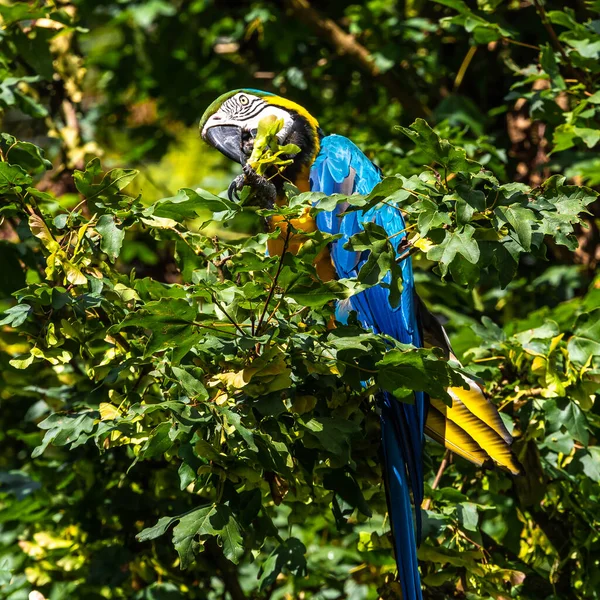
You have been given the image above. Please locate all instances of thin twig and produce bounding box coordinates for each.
[422,449,451,511]
[472,355,505,363]
[457,529,488,558]
[255,226,291,334]
[264,293,286,328]
[454,46,477,92]
[396,246,419,264]
[211,295,246,336]
[387,223,416,241]
[532,0,586,87]
[532,0,569,63]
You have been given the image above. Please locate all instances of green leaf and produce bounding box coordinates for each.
[32,412,97,458]
[218,507,244,564]
[0,3,47,24]
[182,512,215,566]
[458,502,479,532]
[178,462,196,491]
[0,470,41,501]
[398,119,481,174]
[540,44,566,91]
[544,398,589,446]
[0,135,52,173]
[14,89,48,118]
[286,277,364,308]
[495,205,534,251]
[0,559,12,586]
[140,422,173,459]
[74,158,138,214]
[576,447,600,482]
[456,183,486,212]
[258,538,307,591]
[137,515,177,542]
[455,196,474,225]
[417,198,452,236]
[567,308,600,366]
[433,0,470,10]
[8,353,35,370]
[111,298,200,358]
[377,347,463,402]
[323,469,372,517]
[543,430,574,454]
[149,188,239,222]
[0,163,31,193]
[0,303,31,327]
[344,222,404,307]
[479,242,518,288]
[302,417,361,462]
[217,406,258,452]
[427,224,480,278]
[138,504,244,569]
[573,127,600,149]
[568,38,600,59]
[96,214,125,261]
[172,366,208,400]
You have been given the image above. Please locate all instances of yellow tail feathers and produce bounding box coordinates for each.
[425,377,522,475]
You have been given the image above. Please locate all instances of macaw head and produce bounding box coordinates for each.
[200,89,321,182]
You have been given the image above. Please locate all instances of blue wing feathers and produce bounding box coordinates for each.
[311,134,425,600]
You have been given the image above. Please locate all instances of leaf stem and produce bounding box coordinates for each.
[502,37,540,51]
[192,321,250,336]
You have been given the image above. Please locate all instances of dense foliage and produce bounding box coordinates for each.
[1,2,600,600]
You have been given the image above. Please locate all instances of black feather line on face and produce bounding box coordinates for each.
[221,95,267,122]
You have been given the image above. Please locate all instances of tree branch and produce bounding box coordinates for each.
[283,0,428,118]
[532,0,587,88]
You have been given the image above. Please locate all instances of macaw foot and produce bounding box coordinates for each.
[227,163,277,208]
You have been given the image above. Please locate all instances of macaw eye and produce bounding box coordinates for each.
[239,95,249,106]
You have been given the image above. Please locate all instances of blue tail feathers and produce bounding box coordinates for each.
[381,392,424,600]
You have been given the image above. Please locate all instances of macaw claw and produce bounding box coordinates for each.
[227,174,246,202]
[227,163,277,208]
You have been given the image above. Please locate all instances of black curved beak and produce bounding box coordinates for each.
[203,125,245,164]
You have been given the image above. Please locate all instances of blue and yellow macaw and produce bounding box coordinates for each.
[200,90,521,599]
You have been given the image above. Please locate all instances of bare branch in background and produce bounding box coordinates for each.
[283,0,429,118]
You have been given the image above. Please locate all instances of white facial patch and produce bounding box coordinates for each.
[202,92,293,141]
